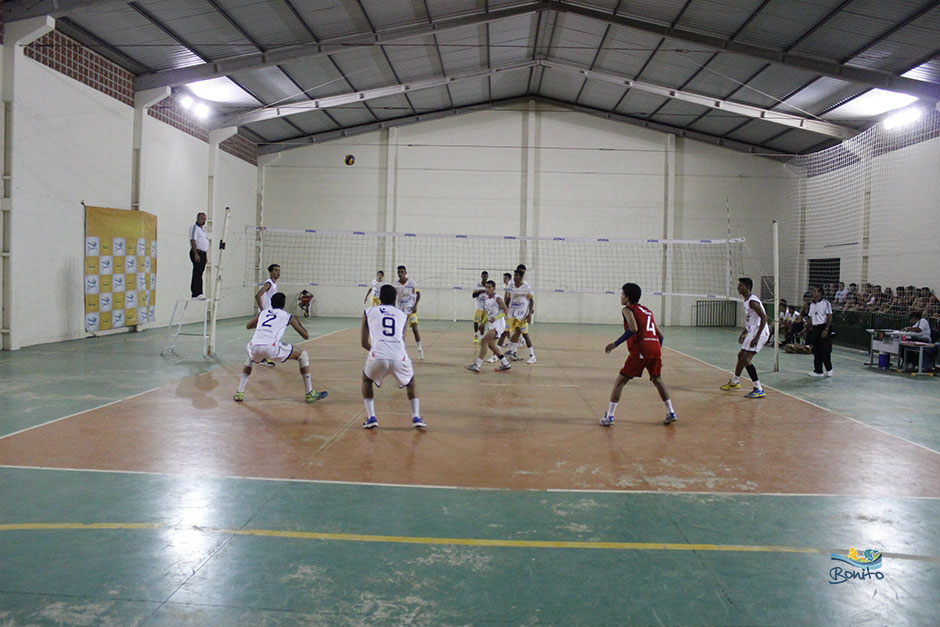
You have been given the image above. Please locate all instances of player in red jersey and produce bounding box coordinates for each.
[600,282,677,426]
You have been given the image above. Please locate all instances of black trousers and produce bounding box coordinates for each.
[807,324,833,373]
[189,249,207,297]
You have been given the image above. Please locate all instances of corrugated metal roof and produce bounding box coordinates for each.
[210,0,315,49]
[578,79,628,109]
[488,14,538,66]
[289,0,371,40]
[407,86,455,112]
[674,0,768,39]
[490,69,533,100]
[436,24,489,72]
[538,66,587,101]
[360,0,428,30]
[426,0,487,21]
[33,0,939,156]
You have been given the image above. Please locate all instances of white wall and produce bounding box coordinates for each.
[7,55,257,348]
[261,102,791,325]
[11,54,133,347]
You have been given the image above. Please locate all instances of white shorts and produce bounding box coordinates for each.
[741,328,770,354]
[364,354,414,387]
[486,318,506,337]
[248,341,293,363]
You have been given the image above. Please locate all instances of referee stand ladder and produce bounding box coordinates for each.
[162,297,209,357]
[162,206,231,358]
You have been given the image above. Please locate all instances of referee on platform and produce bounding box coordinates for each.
[189,212,209,299]
[805,285,834,377]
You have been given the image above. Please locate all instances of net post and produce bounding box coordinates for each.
[772,220,780,372]
[208,207,231,355]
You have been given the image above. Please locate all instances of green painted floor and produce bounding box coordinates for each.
[1,318,938,625]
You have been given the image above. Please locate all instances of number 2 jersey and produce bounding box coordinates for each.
[365,304,408,360]
[625,303,661,357]
[251,308,292,345]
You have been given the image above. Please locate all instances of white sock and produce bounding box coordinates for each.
[753,381,763,391]
[364,398,375,417]
[303,373,313,394]
[501,356,510,366]
[608,402,618,417]
[411,398,420,416]
[731,375,741,384]
[529,347,535,357]
[417,342,423,352]
[665,400,674,413]
[474,358,483,367]
[237,374,249,393]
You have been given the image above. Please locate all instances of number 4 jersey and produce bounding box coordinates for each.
[365,304,408,360]
[625,303,661,357]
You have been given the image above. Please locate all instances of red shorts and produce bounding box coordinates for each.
[620,347,662,379]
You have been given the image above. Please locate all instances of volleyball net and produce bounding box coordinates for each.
[780,108,940,304]
[244,226,745,300]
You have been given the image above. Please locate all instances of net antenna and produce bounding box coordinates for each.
[245,227,746,302]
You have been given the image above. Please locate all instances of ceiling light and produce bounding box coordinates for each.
[180,95,193,109]
[883,107,922,130]
[194,103,211,119]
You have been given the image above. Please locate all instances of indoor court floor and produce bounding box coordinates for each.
[1,316,938,625]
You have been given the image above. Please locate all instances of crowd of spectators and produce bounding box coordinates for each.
[820,282,939,318]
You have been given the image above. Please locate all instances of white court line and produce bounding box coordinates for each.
[0,387,162,441]
[1,464,939,499]
[667,346,940,457]
[0,327,354,442]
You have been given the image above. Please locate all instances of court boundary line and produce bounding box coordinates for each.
[1,521,937,563]
[667,346,940,457]
[0,387,163,442]
[2,464,939,500]
[0,328,351,444]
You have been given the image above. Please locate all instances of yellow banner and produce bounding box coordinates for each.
[84,206,157,332]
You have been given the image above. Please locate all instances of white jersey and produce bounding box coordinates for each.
[483,294,506,322]
[474,283,487,310]
[260,279,277,310]
[371,279,384,299]
[251,308,292,345]
[507,280,532,319]
[743,295,768,335]
[395,279,418,314]
[366,304,408,360]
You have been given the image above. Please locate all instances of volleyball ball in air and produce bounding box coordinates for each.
[344,154,356,166]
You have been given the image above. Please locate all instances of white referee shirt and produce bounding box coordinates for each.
[366,305,408,359]
[189,222,209,252]
[808,299,832,326]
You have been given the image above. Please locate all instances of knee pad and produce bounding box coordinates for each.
[299,350,309,368]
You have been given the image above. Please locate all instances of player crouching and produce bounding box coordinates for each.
[600,282,677,426]
[361,284,427,429]
[234,292,328,403]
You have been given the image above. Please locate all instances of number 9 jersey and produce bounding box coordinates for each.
[365,305,408,360]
